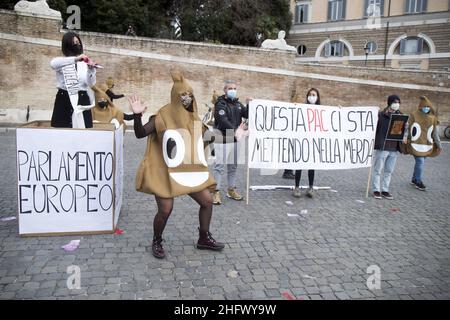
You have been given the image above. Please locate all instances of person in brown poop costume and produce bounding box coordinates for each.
[128,71,224,259]
[405,96,442,191]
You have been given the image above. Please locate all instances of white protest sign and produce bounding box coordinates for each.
[248,99,379,170]
[114,125,123,227]
[16,123,123,235]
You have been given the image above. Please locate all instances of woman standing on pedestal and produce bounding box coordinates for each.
[50,32,97,128]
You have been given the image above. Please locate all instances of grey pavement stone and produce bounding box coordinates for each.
[0,132,448,300]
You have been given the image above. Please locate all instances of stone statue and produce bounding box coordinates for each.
[261,31,296,52]
[14,0,61,19]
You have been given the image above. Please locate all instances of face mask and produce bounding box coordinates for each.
[422,107,430,114]
[98,101,108,109]
[180,95,193,108]
[73,43,82,55]
[227,89,237,100]
[390,103,400,111]
[307,95,318,104]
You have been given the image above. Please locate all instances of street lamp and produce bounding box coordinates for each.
[364,43,370,66]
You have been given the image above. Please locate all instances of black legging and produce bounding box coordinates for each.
[295,170,315,188]
[153,189,212,240]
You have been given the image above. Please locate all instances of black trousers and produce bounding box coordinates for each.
[51,89,93,128]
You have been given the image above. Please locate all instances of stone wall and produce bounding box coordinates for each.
[1,9,449,132]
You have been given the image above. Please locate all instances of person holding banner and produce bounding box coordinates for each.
[128,71,224,259]
[405,96,442,191]
[292,88,321,198]
[212,80,250,205]
[50,32,98,128]
[371,95,407,200]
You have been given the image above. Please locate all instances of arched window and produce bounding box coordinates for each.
[324,40,345,57]
[399,36,428,55]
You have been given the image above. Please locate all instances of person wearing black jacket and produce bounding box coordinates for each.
[371,94,407,200]
[212,80,250,205]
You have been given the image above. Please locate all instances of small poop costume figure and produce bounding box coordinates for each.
[128,70,224,259]
[91,86,133,130]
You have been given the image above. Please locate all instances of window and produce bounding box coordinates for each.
[325,41,345,57]
[405,0,427,14]
[364,0,384,17]
[328,0,346,21]
[295,3,309,24]
[400,37,424,55]
[365,41,378,53]
[297,45,307,55]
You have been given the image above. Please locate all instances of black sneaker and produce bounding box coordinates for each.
[282,170,295,179]
[415,181,426,191]
[410,179,417,185]
[381,192,394,200]
[373,191,382,199]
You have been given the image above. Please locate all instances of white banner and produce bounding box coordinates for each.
[16,124,122,235]
[114,125,123,227]
[248,99,379,170]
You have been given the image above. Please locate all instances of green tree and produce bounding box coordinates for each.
[0,0,292,46]
[172,0,292,46]
[59,0,170,37]
[0,0,18,10]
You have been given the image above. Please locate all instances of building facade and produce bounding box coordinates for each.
[287,0,450,70]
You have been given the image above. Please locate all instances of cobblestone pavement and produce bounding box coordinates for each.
[0,129,449,300]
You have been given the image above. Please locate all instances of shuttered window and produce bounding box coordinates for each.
[400,37,424,55]
[324,41,345,57]
[328,0,346,21]
[405,0,427,13]
[295,3,309,24]
[364,0,384,17]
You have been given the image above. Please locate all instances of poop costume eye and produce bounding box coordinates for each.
[411,123,421,142]
[162,130,185,168]
[427,126,433,144]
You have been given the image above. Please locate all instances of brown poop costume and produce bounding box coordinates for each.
[91,86,126,127]
[136,71,216,198]
[406,96,440,157]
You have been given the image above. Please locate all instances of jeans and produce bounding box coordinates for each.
[213,142,239,191]
[412,156,426,183]
[371,150,398,193]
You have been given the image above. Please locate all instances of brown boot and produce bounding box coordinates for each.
[226,188,243,201]
[197,230,225,251]
[212,190,222,205]
[152,237,165,259]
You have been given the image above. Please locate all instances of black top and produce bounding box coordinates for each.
[106,89,125,102]
[213,95,248,141]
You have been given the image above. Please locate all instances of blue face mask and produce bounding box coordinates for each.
[422,107,430,114]
[227,89,237,100]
